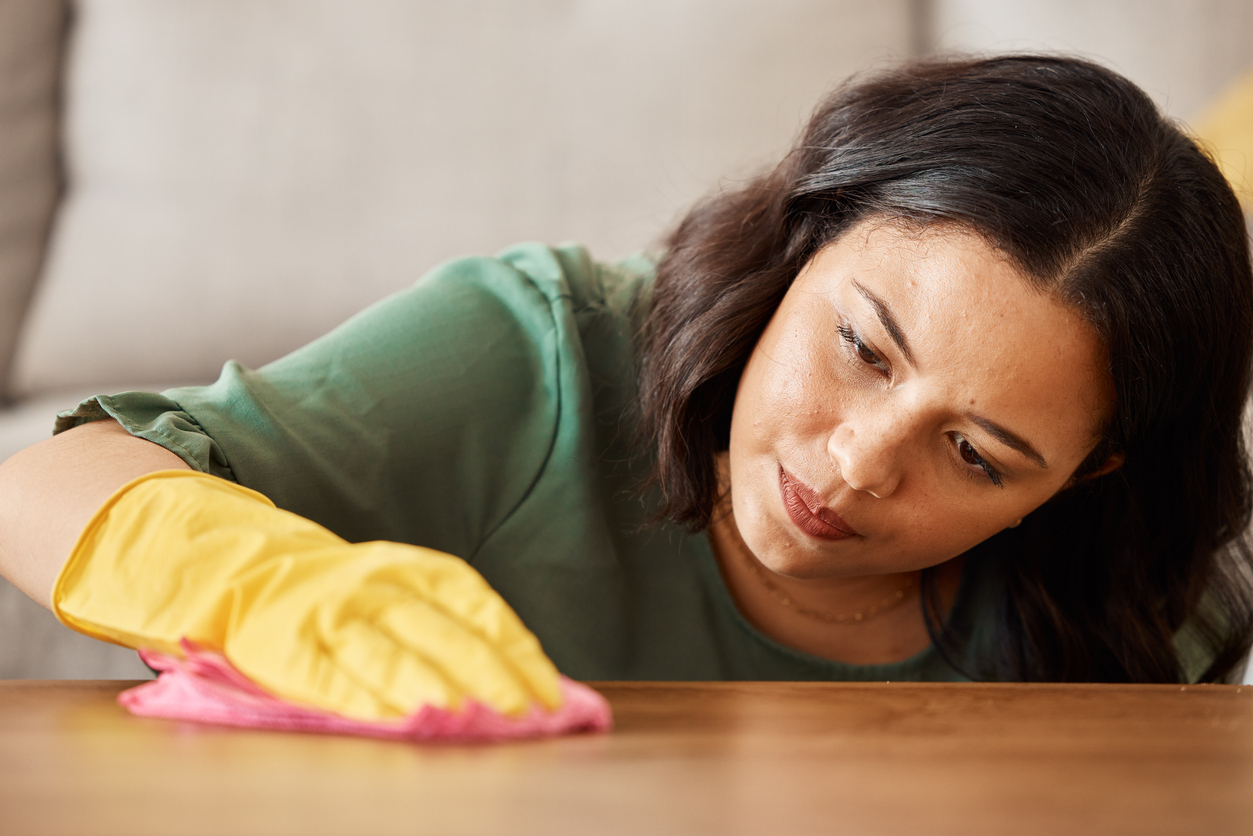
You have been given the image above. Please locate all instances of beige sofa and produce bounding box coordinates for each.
[1,1,1250,683]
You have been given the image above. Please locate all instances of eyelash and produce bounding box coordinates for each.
[837,324,1003,488]
[837,325,887,372]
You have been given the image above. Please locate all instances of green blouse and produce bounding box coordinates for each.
[57,242,980,681]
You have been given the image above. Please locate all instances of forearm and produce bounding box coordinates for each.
[0,417,563,720]
[0,418,189,608]
[52,468,562,717]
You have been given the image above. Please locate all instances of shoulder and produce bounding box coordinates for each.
[258,242,655,401]
[426,242,656,328]
[393,243,656,407]
[59,243,657,554]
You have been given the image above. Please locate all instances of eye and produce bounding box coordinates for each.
[954,433,1004,488]
[837,325,887,372]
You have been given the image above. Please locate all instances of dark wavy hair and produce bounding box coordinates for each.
[638,54,1253,683]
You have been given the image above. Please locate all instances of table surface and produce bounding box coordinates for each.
[1,680,1249,836]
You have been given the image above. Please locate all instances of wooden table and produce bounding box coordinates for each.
[1,680,1249,836]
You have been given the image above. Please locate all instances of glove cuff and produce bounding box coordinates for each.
[52,469,275,649]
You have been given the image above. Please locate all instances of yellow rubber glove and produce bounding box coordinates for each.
[52,470,562,721]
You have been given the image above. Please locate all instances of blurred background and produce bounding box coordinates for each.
[1,0,1251,679]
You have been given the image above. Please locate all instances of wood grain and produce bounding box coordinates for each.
[1,680,1248,836]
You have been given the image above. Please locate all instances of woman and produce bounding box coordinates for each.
[1,55,1250,720]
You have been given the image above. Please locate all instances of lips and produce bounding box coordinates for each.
[778,467,858,541]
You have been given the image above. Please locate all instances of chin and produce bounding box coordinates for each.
[742,518,849,579]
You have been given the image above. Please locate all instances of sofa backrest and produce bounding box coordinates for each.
[7,0,915,397]
[0,1,64,403]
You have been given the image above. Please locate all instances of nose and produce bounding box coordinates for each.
[827,405,914,499]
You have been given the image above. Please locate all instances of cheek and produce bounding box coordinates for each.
[741,331,841,435]
[884,477,1064,566]
[896,499,992,547]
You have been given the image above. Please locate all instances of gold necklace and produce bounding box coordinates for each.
[741,550,916,625]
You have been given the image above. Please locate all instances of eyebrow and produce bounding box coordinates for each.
[849,281,1049,470]
[852,281,916,367]
[970,416,1050,470]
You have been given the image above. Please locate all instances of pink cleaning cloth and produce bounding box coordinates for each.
[119,641,612,742]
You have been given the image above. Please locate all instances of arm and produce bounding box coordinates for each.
[0,421,560,719]
[0,418,188,608]
[0,245,597,716]
[0,421,562,719]
[51,468,561,718]
[0,420,561,719]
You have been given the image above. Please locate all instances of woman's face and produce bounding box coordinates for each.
[726,219,1114,579]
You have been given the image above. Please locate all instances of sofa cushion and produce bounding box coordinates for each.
[0,1,65,401]
[11,0,913,395]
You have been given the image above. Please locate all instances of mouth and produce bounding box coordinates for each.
[778,466,858,541]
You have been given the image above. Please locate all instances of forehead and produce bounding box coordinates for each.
[798,219,1112,449]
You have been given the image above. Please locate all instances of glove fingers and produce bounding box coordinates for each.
[323,614,467,718]
[368,547,563,710]
[236,544,563,718]
[442,604,563,712]
[334,595,539,718]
